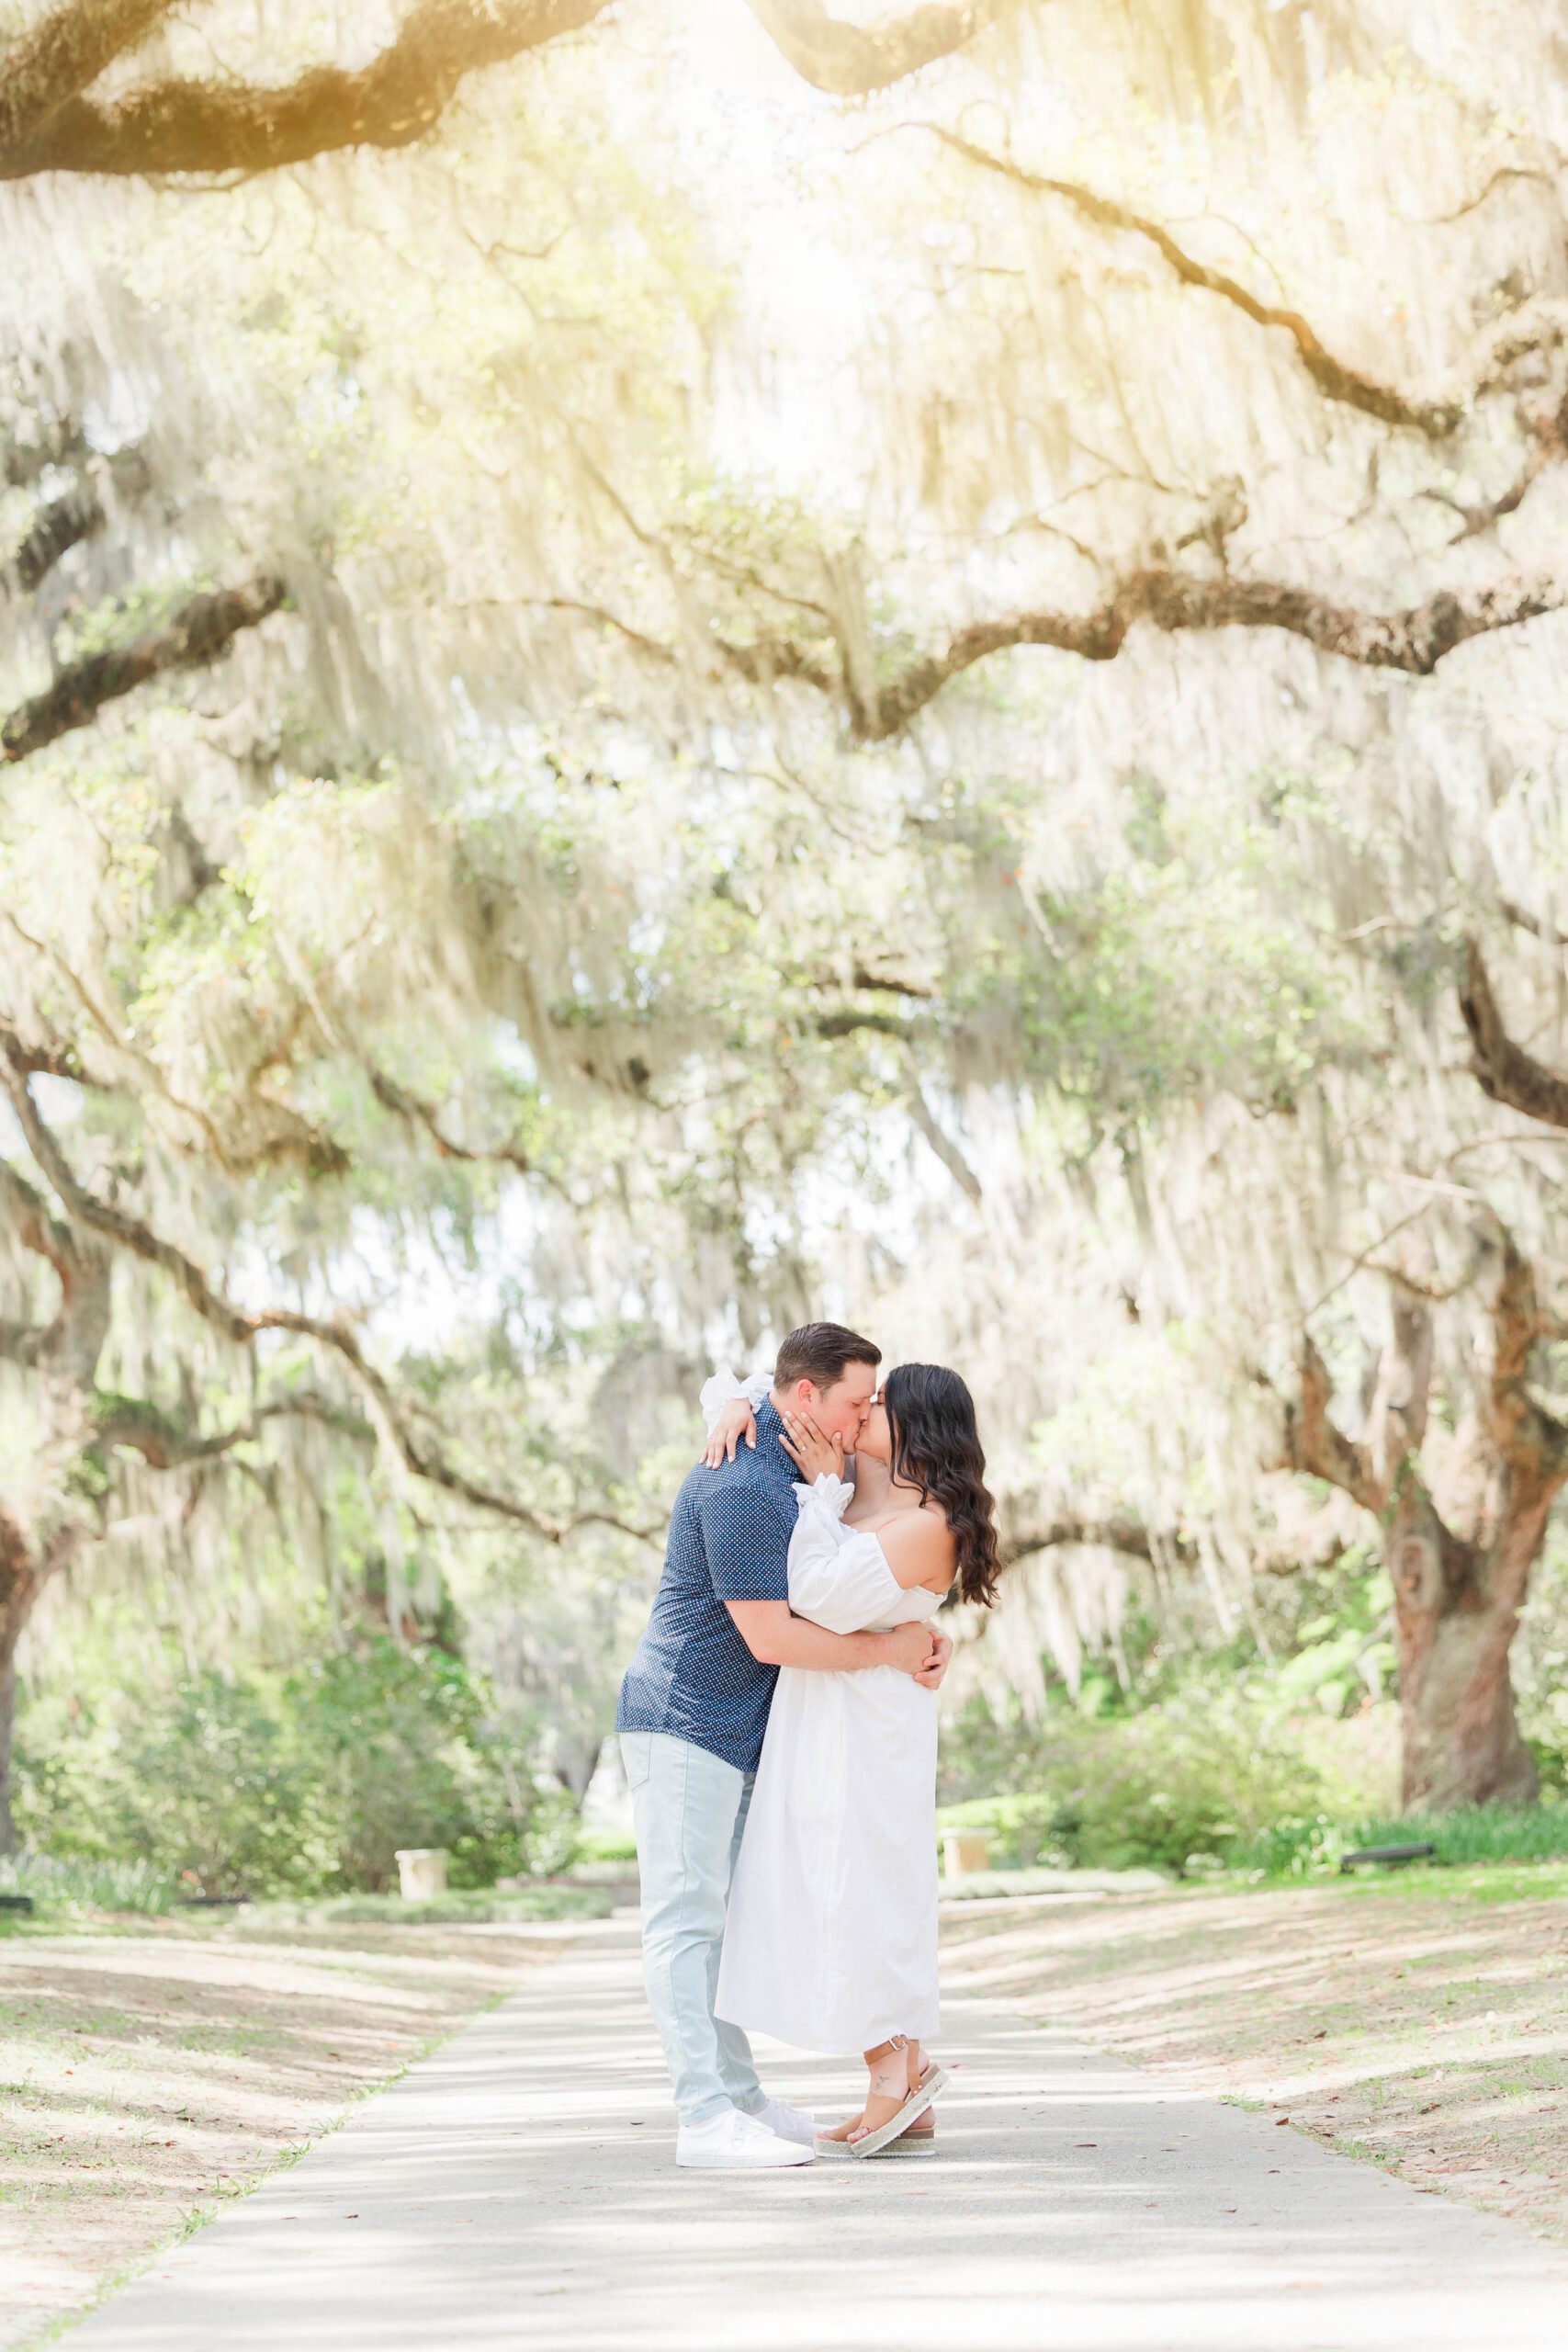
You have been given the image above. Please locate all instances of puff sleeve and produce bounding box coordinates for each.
[785,1476,904,1634]
[699,1363,773,1433]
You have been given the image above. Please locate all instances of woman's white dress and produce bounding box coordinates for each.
[715,1472,942,2054]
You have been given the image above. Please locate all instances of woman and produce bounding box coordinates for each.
[699,1363,1000,2156]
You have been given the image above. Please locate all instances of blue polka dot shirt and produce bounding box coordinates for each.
[616,1397,796,1772]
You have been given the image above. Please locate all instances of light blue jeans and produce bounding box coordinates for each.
[620,1729,765,2126]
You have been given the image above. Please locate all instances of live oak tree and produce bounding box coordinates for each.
[1,1,1047,1847]
[1282,1243,1568,1809]
[952,712,1568,1800]
[8,1,1568,756]
[10,0,1568,1833]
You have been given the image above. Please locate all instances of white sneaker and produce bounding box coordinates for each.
[676,2108,813,2169]
[750,2095,818,2147]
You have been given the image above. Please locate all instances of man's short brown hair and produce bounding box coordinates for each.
[773,1321,882,1393]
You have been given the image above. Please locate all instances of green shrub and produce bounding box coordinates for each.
[20,1669,330,1898]
[577,1828,638,1865]
[1225,1802,1568,1878]
[126,1670,334,1896]
[0,1853,181,1916]
[286,1639,522,1892]
[937,1684,1329,1877]
[524,1787,587,1877]
[16,1637,581,1899]
[262,1883,613,1926]
[1218,1814,1346,1876]
[934,1792,1067,1868]
[1044,1692,1324,1874]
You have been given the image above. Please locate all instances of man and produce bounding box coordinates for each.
[616,1321,952,2169]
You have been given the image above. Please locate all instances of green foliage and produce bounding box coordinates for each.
[1226,1803,1568,1880]
[15,1637,580,1898]
[1054,1693,1329,1874]
[287,1639,518,1893]
[942,1606,1568,1885]
[259,1883,612,1926]
[1269,1578,1397,1716]
[119,1670,331,1897]
[937,1682,1329,1876]
[15,1671,324,1896]
[576,1827,638,1865]
[934,1792,1064,1869]
[939,1561,1412,1878]
[0,1853,181,1917]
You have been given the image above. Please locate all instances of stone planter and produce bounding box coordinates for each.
[394,1848,449,1901]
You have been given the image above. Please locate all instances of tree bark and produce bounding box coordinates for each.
[0,1509,44,1857]
[0,1643,18,1856]
[0,1,610,179]
[0,0,175,163]
[1459,939,1568,1128]
[1,576,286,765]
[717,568,1565,741]
[10,476,102,594]
[0,1511,94,1853]
[1002,1512,1192,1566]
[0,1,1016,182]
[1385,1474,1539,1809]
[1282,1248,1565,1812]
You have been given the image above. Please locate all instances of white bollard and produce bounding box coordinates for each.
[394,1848,449,1901]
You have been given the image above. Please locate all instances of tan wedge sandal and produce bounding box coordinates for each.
[842,2039,951,2160]
[818,2051,949,2154]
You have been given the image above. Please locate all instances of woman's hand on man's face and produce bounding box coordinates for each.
[777,1408,845,1483]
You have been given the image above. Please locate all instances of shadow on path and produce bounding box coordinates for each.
[63,1920,1568,2350]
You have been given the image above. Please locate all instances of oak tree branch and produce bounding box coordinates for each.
[0,0,1025,181]
[0,0,176,163]
[1,574,286,763]
[0,1032,657,1548]
[727,568,1564,741]
[1002,1513,1168,1565]
[1459,939,1568,1130]
[0,0,611,179]
[931,130,1463,439]
[1279,1335,1386,1514]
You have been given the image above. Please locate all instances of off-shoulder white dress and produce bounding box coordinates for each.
[715,1472,942,2054]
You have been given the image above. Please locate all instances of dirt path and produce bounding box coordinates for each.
[940,1867,1568,2244]
[0,1913,559,2349]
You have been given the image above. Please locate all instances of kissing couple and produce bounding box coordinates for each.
[616,1320,1000,2168]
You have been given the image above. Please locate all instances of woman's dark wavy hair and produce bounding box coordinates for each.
[884,1363,1002,1609]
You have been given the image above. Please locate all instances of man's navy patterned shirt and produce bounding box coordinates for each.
[616,1397,796,1772]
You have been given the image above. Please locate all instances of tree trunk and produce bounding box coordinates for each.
[0,1506,87,1856]
[1396,1603,1538,1808]
[1286,1248,1565,1815]
[550,1729,603,1800]
[1387,1488,1539,1810]
[0,1516,39,1858]
[0,1617,19,1856]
